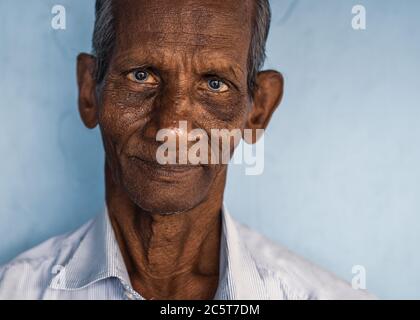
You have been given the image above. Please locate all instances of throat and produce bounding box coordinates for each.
[108,198,223,299]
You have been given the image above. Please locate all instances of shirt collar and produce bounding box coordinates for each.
[49,206,132,291]
[215,203,269,299]
[50,203,269,299]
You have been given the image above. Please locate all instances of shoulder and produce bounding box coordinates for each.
[0,219,93,299]
[235,221,376,300]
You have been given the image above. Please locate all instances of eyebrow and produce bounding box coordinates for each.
[112,49,246,83]
[200,66,244,84]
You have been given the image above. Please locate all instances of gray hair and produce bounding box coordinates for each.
[92,0,271,94]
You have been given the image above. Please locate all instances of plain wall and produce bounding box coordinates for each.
[1,0,419,299]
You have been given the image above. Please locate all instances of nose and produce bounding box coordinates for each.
[142,84,194,144]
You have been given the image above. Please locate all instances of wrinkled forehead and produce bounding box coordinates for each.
[113,0,253,60]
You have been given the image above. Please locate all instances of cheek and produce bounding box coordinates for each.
[193,97,250,165]
[197,91,249,125]
[196,94,250,138]
[100,84,154,134]
[97,86,158,180]
[98,83,157,148]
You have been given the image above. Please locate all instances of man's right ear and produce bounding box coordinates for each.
[77,53,99,129]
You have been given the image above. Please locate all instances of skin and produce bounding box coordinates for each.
[77,0,283,299]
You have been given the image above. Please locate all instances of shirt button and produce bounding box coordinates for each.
[125,291,134,300]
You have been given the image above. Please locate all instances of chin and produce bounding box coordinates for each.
[121,162,214,215]
[132,193,202,215]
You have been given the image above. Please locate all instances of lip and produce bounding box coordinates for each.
[128,156,201,173]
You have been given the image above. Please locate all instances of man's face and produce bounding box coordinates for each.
[96,0,254,214]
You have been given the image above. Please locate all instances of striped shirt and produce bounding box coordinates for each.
[0,204,374,299]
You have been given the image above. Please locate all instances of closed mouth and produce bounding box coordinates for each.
[128,156,201,172]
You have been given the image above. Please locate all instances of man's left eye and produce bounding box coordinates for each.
[207,79,229,92]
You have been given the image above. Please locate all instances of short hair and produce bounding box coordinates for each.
[92,0,271,94]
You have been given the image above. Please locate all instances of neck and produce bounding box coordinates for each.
[105,164,226,300]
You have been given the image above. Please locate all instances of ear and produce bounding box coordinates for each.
[77,53,99,129]
[245,70,284,143]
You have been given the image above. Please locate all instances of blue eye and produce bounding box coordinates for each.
[134,70,148,82]
[127,69,159,85]
[207,78,229,92]
[208,79,222,91]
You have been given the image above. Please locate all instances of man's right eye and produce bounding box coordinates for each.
[127,70,159,85]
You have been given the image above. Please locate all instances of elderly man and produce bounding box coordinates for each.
[0,0,372,300]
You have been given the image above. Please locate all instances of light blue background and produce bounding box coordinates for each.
[0,0,419,299]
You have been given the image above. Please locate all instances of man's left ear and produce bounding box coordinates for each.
[245,70,284,143]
